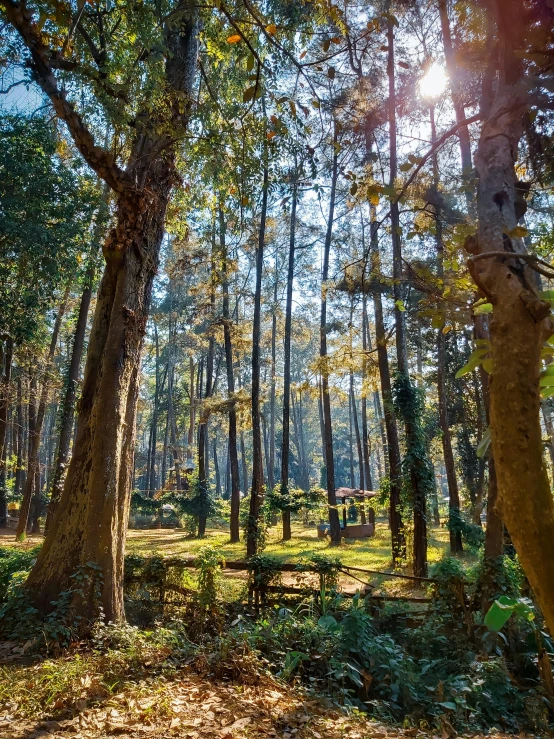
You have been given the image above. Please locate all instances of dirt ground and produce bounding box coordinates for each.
[0,670,535,739]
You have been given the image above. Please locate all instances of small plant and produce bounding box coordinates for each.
[196,545,224,610]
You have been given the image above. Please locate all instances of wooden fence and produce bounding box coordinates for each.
[124,555,434,610]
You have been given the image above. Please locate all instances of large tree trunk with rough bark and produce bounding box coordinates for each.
[25,177,173,619]
[7,0,199,620]
[468,80,554,634]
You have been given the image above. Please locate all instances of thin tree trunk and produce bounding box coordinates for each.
[162,388,170,489]
[219,206,241,542]
[387,13,427,575]
[247,139,269,557]
[350,375,367,525]
[46,264,96,531]
[320,123,341,545]
[147,323,162,495]
[0,338,14,527]
[367,212,405,563]
[17,286,70,538]
[213,439,221,497]
[187,357,195,467]
[280,172,297,542]
[198,256,216,536]
[15,375,24,497]
[240,432,248,496]
[430,104,463,553]
[360,296,373,490]
[268,271,277,493]
[297,391,310,492]
[348,388,355,489]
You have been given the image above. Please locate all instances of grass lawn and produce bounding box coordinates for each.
[126,518,479,578]
[1,518,480,595]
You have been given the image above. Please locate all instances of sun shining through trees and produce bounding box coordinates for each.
[1,0,554,735]
[419,61,448,100]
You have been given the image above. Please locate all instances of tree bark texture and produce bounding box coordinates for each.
[468,78,554,634]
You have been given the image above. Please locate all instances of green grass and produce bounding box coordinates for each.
[126,518,479,573]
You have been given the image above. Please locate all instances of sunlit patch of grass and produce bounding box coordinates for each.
[126,517,479,581]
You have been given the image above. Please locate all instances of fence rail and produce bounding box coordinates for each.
[125,554,434,608]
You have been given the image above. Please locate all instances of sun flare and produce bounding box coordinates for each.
[419,62,448,100]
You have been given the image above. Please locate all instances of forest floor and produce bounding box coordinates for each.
[0,655,533,739]
[0,526,533,739]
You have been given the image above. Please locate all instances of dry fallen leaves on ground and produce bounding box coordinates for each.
[0,670,535,739]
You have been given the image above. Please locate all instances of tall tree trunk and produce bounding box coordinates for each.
[168,362,182,492]
[213,439,221,498]
[46,263,96,532]
[0,338,14,527]
[268,272,277,493]
[240,432,248,493]
[219,206,241,542]
[348,388,355,489]
[437,329,463,552]
[247,142,269,557]
[350,375,367,525]
[320,123,341,545]
[360,296,373,490]
[317,377,326,484]
[198,257,216,537]
[6,0,199,621]
[19,0,199,621]
[187,357,195,467]
[466,1,554,632]
[17,287,70,538]
[387,13,428,576]
[430,104,463,553]
[280,173,297,542]
[26,180,178,617]
[161,389,170,489]
[367,212,405,563]
[15,375,24,497]
[147,323,162,495]
[297,392,310,491]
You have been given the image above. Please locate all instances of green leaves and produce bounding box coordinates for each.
[476,427,491,459]
[473,297,493,315]
[484,596,535,632]
[455,340,492,378]
[318,614,338,630]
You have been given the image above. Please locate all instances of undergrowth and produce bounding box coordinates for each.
[0,546,552,735]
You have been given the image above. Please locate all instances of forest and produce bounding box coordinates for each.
[1,0,554,736]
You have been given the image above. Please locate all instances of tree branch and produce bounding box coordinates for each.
[0,0,128,194]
